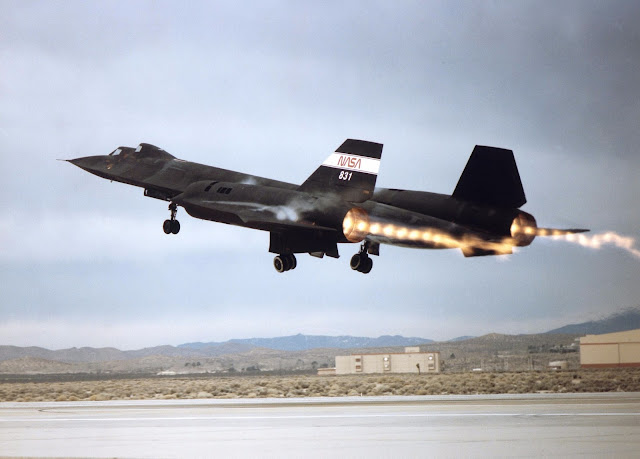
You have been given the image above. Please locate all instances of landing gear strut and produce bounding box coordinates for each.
[274,254,297,273]
[163,202,180,235]
[350,241,373,274]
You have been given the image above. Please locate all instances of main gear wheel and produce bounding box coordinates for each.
[163,202,180,234]
[350,241,373,274]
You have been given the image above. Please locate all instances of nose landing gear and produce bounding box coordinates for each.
[163,202,180,234]
[274,254,297,273]
[351,241,373,274]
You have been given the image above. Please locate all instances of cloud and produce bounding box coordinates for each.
[0,211,264,263]
[0,1,639,348]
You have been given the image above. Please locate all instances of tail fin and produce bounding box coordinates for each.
[298,139,382,202]
[452,145,526,208]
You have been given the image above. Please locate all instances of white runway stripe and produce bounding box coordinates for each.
[2,412,638,422]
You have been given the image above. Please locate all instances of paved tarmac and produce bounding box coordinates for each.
[1,393,639,458]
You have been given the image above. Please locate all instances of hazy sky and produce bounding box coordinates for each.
[1,1,639,349]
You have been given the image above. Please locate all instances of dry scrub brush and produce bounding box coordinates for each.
[1,369,639,402]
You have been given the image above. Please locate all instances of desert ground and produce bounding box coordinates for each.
[1,369,639,402]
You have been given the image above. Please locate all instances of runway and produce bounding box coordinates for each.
[2,393,639,458]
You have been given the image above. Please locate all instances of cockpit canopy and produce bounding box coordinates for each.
[109,143,175,160]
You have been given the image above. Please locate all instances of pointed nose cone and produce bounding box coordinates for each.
[66,157,86,169]
[67,155,111,178]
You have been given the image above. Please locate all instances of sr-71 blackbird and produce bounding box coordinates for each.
[68,140,587,273]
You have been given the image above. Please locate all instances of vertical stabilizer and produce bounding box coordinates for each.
[298,139,382,202]
[452,145,526,208]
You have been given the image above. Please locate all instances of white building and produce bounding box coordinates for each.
[334,347,440,375]
[580,329,640,368]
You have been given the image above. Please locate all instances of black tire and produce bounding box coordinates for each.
[288,254,297,270]
[163,220,172,234]
[282,255,292,271]
[350,254,363,271]
[274,256,286,273]
[170,220,181,234]
[361,256,373,274]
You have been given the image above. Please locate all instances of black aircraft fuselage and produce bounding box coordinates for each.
[68,140,586,273]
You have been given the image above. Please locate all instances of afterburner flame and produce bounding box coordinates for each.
[342,207,370,242]
[364,220,477,251]
[342,209,467,249]
[345,209,637,260]
[510,212,537,247]
[559,231,640,259]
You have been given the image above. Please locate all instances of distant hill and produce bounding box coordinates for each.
[448,336,476,342]
[6,309,640,374]
[0,345,129,363]
[0,334,432,364]
[447,332,580,351]
[546,307,640,335]
[179,333,434,352]
[0,333,584,375]
[0,356,75,374]
[0,344,244,363]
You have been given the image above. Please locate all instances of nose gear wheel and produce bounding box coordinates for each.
[274,254,297,273]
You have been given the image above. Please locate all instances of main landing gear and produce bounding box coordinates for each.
[350,241,373,274]
[163,202,180,235]
[274,254,297,273]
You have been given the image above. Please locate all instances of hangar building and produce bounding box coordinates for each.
[334,347,440,375]
[580,329,640,368]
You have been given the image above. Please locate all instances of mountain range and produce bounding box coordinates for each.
[545,307,640,335]
[1,308,638,365]
[0,335,431,363]
[179,333,433,352]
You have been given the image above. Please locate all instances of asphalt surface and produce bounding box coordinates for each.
[1,393,639,458]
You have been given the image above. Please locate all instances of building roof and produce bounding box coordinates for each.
[346,351,440,356]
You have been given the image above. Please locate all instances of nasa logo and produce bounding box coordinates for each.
[337,155,362,169]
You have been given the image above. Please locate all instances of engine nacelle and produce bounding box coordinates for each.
[342,207,370,243]
[510,211,537,247]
